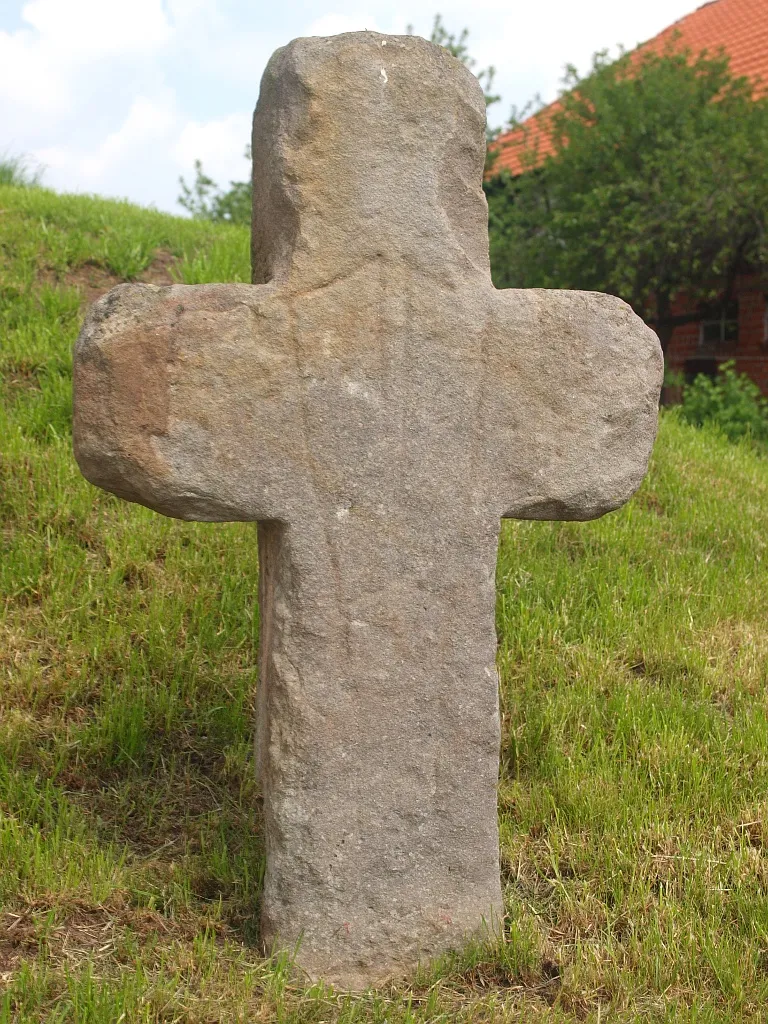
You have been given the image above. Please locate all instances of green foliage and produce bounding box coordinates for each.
[486,44,768,352]
[679,361,768,447]
[177,153,252,225]
[5,182,768,1019]
[176,230,251,284]
[0,153,42,188]
[98,225,156,279]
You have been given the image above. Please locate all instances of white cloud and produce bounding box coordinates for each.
[30,98,251,212]
[175,112,253,185]
[21,0,172,57]
[32,94,177,184]
[0,0,705,212]
[304,13,382,37]
[0,24,67,114]
[0,0,252,211]
[166,0,210,19]
[0,0,172,117]
[85,96,177,180]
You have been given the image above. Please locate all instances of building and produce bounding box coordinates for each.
[491,0,768,392]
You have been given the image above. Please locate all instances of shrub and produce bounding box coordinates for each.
[679,361,768,447]
[0,153,42,188]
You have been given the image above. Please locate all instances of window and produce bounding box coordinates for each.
[699,300,738,350]
[684,357,719,384]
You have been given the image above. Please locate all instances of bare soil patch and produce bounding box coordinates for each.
[0,357,44,392]
[0,911,39,975]
[0,898,206,976]
[44,248,179,305]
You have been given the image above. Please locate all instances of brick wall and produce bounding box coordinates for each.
[665,274,768,393]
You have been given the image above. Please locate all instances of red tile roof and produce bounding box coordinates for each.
[491,0,768,176]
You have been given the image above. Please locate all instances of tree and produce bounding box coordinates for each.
[178,15,499,224]
[178,150,251,225]
[486,45,768,354]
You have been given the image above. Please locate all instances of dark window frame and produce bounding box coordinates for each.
[699,299,739,351]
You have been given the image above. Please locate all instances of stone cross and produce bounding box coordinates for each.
[73,32,662,989]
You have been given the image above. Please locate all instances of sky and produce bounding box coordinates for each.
[0,0,699,215]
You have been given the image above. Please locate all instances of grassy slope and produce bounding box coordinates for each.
[1,183,768,1022]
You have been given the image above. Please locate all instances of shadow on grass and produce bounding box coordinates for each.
[1,642,266,947]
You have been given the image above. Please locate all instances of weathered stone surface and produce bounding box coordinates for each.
[73,31,663,989]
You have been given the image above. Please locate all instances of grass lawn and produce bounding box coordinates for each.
[2,182,768,1022]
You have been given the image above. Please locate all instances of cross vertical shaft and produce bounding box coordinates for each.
[256,512,504,986]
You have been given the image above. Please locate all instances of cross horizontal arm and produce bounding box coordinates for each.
[484,288,663,521]
[74,282,302,522]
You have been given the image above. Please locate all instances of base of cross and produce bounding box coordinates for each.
[262,902,506,992]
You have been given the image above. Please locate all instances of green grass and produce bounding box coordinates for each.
[0,157,42,189]
[2,182,768,1021]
